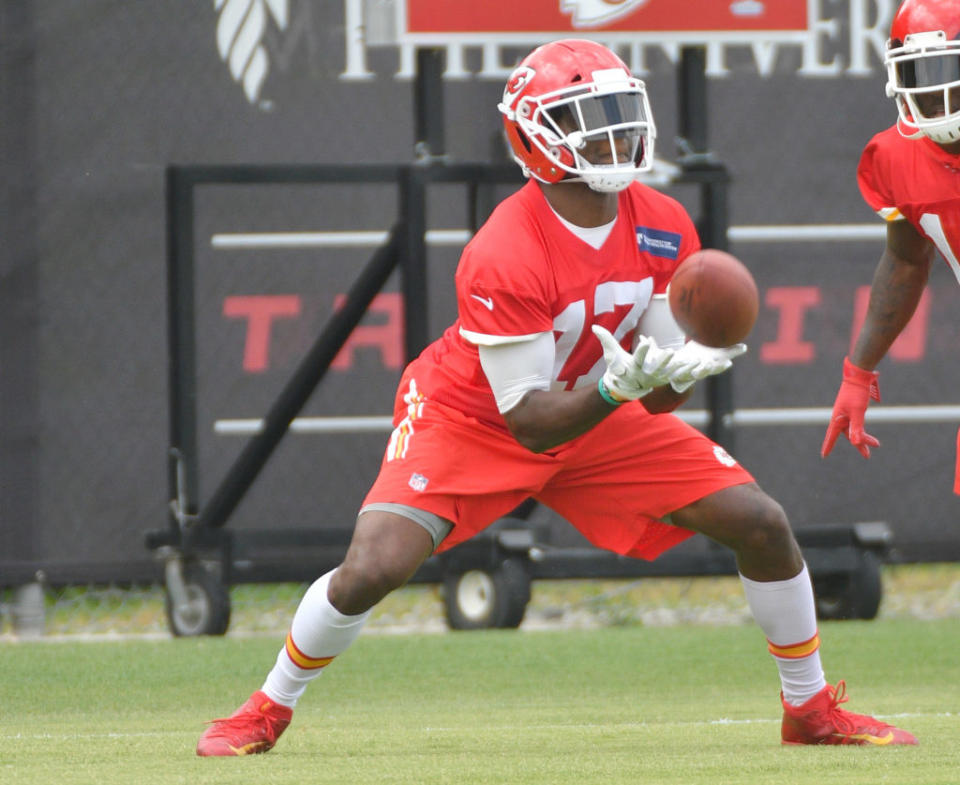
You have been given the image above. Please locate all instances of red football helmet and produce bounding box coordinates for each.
[497,39,656,192]
[885,0,960,143]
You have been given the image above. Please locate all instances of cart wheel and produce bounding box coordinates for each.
[813,550,883,621]
[443,558,531,630]
[164,561,231,636]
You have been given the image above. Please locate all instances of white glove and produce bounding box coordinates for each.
[592,325,676,402]
[665,340,747,393]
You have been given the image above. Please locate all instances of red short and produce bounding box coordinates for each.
[362,368,754,560]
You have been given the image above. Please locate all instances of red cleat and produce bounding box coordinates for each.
[781,681,917,746]
[197,691,293,756]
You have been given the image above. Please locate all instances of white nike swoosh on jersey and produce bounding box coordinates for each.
[470,294,494,310]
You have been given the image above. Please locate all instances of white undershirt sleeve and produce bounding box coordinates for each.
[637,293,686,349]
[477,331,554,414]
[475,296,681,415]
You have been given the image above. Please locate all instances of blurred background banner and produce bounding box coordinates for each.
[400,0,808,33]
[1,0,957,589]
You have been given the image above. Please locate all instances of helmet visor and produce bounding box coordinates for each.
[545,92,648,166]
[546,92,648,136]
[896,52,960,89]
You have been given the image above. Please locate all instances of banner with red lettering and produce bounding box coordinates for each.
[403,0,807,35]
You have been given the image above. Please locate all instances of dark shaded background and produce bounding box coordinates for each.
[1,0,957,579]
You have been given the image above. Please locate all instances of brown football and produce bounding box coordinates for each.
[667,249,759,348]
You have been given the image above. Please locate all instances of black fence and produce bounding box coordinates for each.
[138,159,895,634]
[150,158,733,562]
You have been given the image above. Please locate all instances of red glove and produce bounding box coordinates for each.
[821,357,881,459]
[954,427,960,495]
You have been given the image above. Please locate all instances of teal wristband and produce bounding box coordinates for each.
[597,378,624,407]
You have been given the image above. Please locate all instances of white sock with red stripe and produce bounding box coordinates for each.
[739,562,826,706]
[262,569,371,708]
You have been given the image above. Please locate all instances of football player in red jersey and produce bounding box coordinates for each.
[823,0,960,488]
[198,39,915,756]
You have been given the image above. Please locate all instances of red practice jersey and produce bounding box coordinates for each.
[858,126,960,281]
[365,179,752,560]
[411,179,700,430]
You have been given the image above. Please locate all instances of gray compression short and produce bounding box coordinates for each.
[358,503,453,551]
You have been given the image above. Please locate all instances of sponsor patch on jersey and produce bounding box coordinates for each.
[635,226,682,259]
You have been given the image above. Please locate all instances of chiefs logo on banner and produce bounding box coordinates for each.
[404,0,806,34]
[562,0,651,27]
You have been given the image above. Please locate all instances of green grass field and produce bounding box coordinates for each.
[2,617,957,785]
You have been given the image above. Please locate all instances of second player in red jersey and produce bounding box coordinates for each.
[822,0,960,495]
[859,128,960,278]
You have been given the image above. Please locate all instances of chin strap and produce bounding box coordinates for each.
[894,118,924,140]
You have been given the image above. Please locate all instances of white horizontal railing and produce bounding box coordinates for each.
[210,223,886,250]
[211,229,473,249]
[727,224,885,242]
[214,416,396,435]
[213,405,960,435]
[725,405,960,426]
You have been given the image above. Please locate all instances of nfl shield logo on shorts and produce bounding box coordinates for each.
[408,472,429,492]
